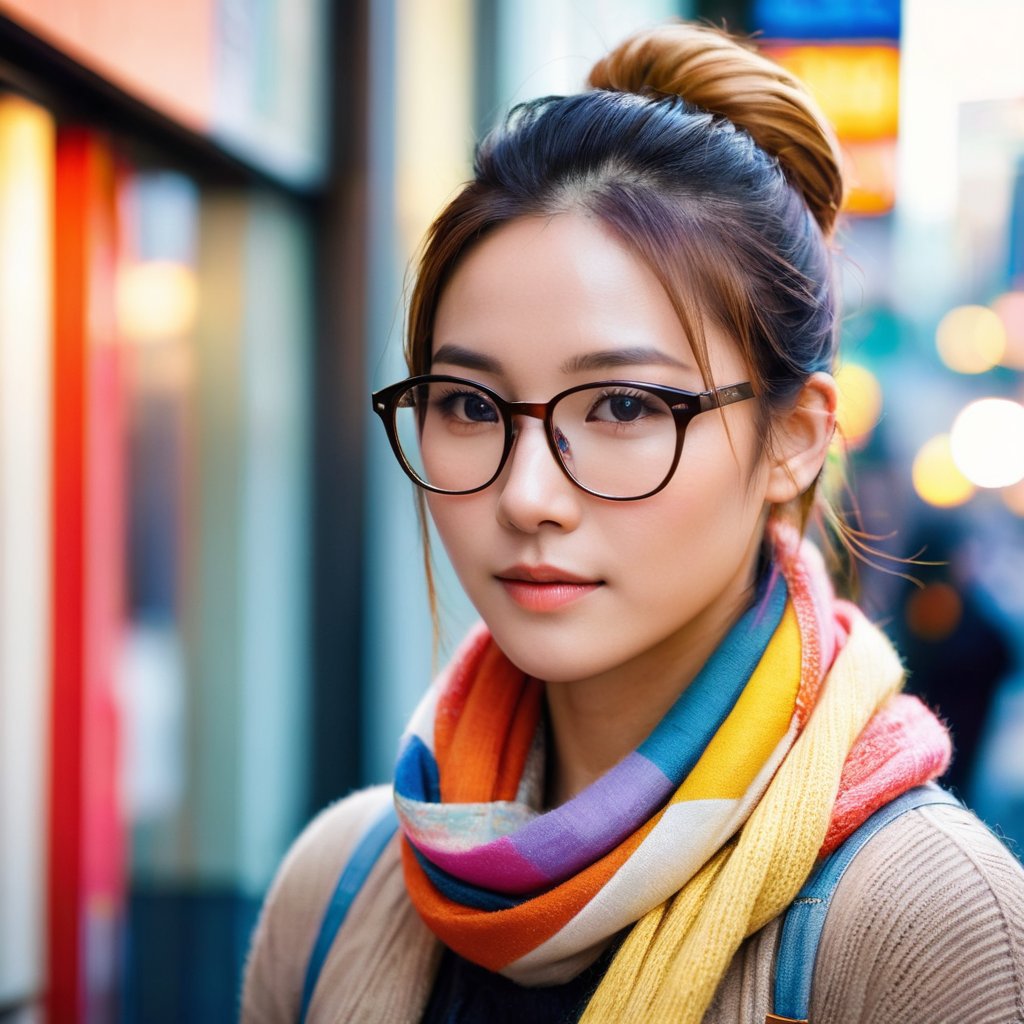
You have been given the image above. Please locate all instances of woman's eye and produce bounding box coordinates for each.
[462,395,498,422]
[439,391,499,423]
[588,392,650,423]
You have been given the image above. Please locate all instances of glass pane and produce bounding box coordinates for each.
[552,386,678,497]
[396,380,506,491]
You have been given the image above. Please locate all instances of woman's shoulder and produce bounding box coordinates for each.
[240,784,395,1023]
[813,797,1024,1023]
[270,783,394,898]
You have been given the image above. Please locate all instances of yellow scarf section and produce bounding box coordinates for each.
[580,610,903,1023]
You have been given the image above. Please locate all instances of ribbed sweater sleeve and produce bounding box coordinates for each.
[812,804,1024,1024]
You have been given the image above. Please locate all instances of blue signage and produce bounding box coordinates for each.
[753,0,900,41]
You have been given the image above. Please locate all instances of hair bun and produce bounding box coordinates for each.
[588,23,844,237]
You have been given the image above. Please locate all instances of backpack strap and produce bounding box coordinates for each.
[297,802,399,1024]
[768,785,962,1024]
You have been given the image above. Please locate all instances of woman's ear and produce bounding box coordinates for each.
[764,372,837,504]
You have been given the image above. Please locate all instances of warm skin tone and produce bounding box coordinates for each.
[426,212,836,807]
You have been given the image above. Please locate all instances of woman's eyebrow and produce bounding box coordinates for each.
[561,347,690,372]
[430,343,690,375]
[431,343,503,374]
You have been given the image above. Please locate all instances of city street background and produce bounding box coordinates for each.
[1,1,1023,1020]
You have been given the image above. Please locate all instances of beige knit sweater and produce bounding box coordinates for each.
[242,784,1024,1024]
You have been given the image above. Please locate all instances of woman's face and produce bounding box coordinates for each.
[426,212,775,690]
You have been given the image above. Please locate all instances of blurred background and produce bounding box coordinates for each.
[0,0,1022,1020]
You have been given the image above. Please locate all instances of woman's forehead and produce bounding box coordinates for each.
[436,213,660,318]
[430,213,745,386]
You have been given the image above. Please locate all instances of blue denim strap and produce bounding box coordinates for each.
[770,785,962,1023]
[298,803,399,1023]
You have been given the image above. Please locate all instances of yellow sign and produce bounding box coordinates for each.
[766,44,900,139]
[766,43,901,216]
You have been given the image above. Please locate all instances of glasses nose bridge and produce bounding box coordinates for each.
[505,399,550,423]
[503,398,564,477]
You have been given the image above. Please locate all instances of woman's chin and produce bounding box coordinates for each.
[486,623,634,686]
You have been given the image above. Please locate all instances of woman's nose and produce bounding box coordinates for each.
[495,419,583,534]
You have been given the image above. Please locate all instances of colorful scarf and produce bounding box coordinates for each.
[393,526,951,1021]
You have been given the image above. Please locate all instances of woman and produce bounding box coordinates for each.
[243,23,1024,1023]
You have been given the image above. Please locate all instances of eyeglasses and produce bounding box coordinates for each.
[371,375,755,501]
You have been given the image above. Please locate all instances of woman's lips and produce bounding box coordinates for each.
[495,566,603,611]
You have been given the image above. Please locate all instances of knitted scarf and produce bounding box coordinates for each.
[393,527,951,1021]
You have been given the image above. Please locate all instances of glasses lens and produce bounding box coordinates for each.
[551,385,679,497]
[394,380,506,492]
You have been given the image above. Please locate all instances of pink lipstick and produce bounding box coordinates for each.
[495,565,603,612]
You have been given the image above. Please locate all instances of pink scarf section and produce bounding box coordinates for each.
[824,693,952,855]
[768,525,952,856]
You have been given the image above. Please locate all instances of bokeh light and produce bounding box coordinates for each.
[1002,478,1024,516]
[912,434,975,507]
[992,290,1024,369]
[905,582,963,641]
[835,362,883,448]
[949,398,1024,488]
[935,304,1006,374]
[117,260,198,341]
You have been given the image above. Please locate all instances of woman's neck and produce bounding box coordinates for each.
[542,547,764,808]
